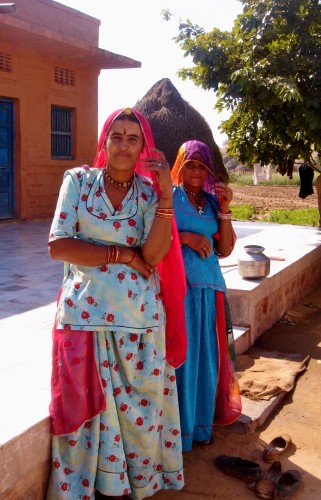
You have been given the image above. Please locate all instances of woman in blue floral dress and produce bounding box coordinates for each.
[46,108,186,499]
[171,140,242,453]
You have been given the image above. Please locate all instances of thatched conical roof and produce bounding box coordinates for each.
[134,78,229,183]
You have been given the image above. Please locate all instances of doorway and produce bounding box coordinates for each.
[0,99,14,218]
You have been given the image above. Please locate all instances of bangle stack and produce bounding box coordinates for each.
[217,211,232,220]
[105,244,120,263]
[155,207,174,219]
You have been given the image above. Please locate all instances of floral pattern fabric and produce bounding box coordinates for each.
[47,321,184,499]
[47,166,184,498]
[49,167,161,332]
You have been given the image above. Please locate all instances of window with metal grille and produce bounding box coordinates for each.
[51,106,73,159]
[0,51,12,72]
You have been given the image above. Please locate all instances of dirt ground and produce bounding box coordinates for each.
[230,184,319,213]
[154,283,321,500]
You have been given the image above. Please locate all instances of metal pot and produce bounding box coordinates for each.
[238,245,270,279]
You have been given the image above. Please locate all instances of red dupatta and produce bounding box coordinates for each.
[50,108,187,436]
[214,291,242,425]
[93,108,187,369]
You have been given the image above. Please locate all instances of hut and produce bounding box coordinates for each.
[134,78,229,183]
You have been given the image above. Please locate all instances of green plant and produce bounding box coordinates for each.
[264,208,319,226]
[230,205,256,220]
[231,204,319,226]
[229,171,316,186]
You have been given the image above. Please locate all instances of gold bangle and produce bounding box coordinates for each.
[110,244,116,263]
[109,245,114,263]
[114,245,120,263]
[105,245,110,264]
[156,208,174,213]
[155,212,173,218]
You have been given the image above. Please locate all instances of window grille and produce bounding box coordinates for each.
[0,52,12,72]
[51,107,73,159]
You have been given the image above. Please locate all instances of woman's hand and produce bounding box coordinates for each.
[120,248,155,280]
[216,182,233,212]
[179,231,212,259]
[129,252,155,280]
[141,148,173,201]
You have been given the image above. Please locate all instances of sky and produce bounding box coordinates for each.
[58,0,243,146]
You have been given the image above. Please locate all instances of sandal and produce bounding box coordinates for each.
[253,461,282,498]
[193,437,214,446]
[263,434,292,463]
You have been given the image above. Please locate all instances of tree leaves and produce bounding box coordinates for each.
[163,0,321,166]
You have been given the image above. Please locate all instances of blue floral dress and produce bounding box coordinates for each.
[46,167,184,499]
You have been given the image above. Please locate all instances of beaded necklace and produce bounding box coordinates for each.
[104,169,134,190]
[182,185,204,214]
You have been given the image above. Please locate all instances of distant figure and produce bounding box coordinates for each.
[299,163,314,199]
[253,163,272,185]
[171,140,241,452]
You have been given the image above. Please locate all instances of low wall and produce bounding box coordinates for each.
[226,241,321,350]
[0,418,51,499]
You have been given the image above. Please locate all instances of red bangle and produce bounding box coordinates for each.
[125,251,137,265]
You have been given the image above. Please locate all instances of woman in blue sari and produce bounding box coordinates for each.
[171,140,241,452]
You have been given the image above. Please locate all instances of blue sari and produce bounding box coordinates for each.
[174,186,241,451]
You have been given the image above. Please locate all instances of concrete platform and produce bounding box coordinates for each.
[221,221,321,352]
[1,218,320,498]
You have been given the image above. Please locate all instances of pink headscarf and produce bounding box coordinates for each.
[94,107,187,369]
[93,107,154,176]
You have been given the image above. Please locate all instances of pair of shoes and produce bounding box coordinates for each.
[250,462,303,499]
[263,434,292,462]
[252,461,282,499]
[215,455,263,483]
[193,436,213,446]
[274,470,303,499]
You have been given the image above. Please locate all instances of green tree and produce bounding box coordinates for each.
[163,0,321,168]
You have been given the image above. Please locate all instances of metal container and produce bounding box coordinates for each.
[238,245,270,279]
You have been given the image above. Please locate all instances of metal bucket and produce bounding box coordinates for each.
[238,245,270,279]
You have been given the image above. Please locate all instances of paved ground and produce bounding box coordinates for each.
[0,219,61,442]
[1,219,321,499]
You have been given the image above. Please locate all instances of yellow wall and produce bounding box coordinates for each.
[0,0,139,220]
[1,46,99,219]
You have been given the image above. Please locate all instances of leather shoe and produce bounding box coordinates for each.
[263,434,292,463]
[274,470,303,499]
[215,455,263,483]
[254,461,282,499]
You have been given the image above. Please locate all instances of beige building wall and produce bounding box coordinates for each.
[0,0,140,220]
